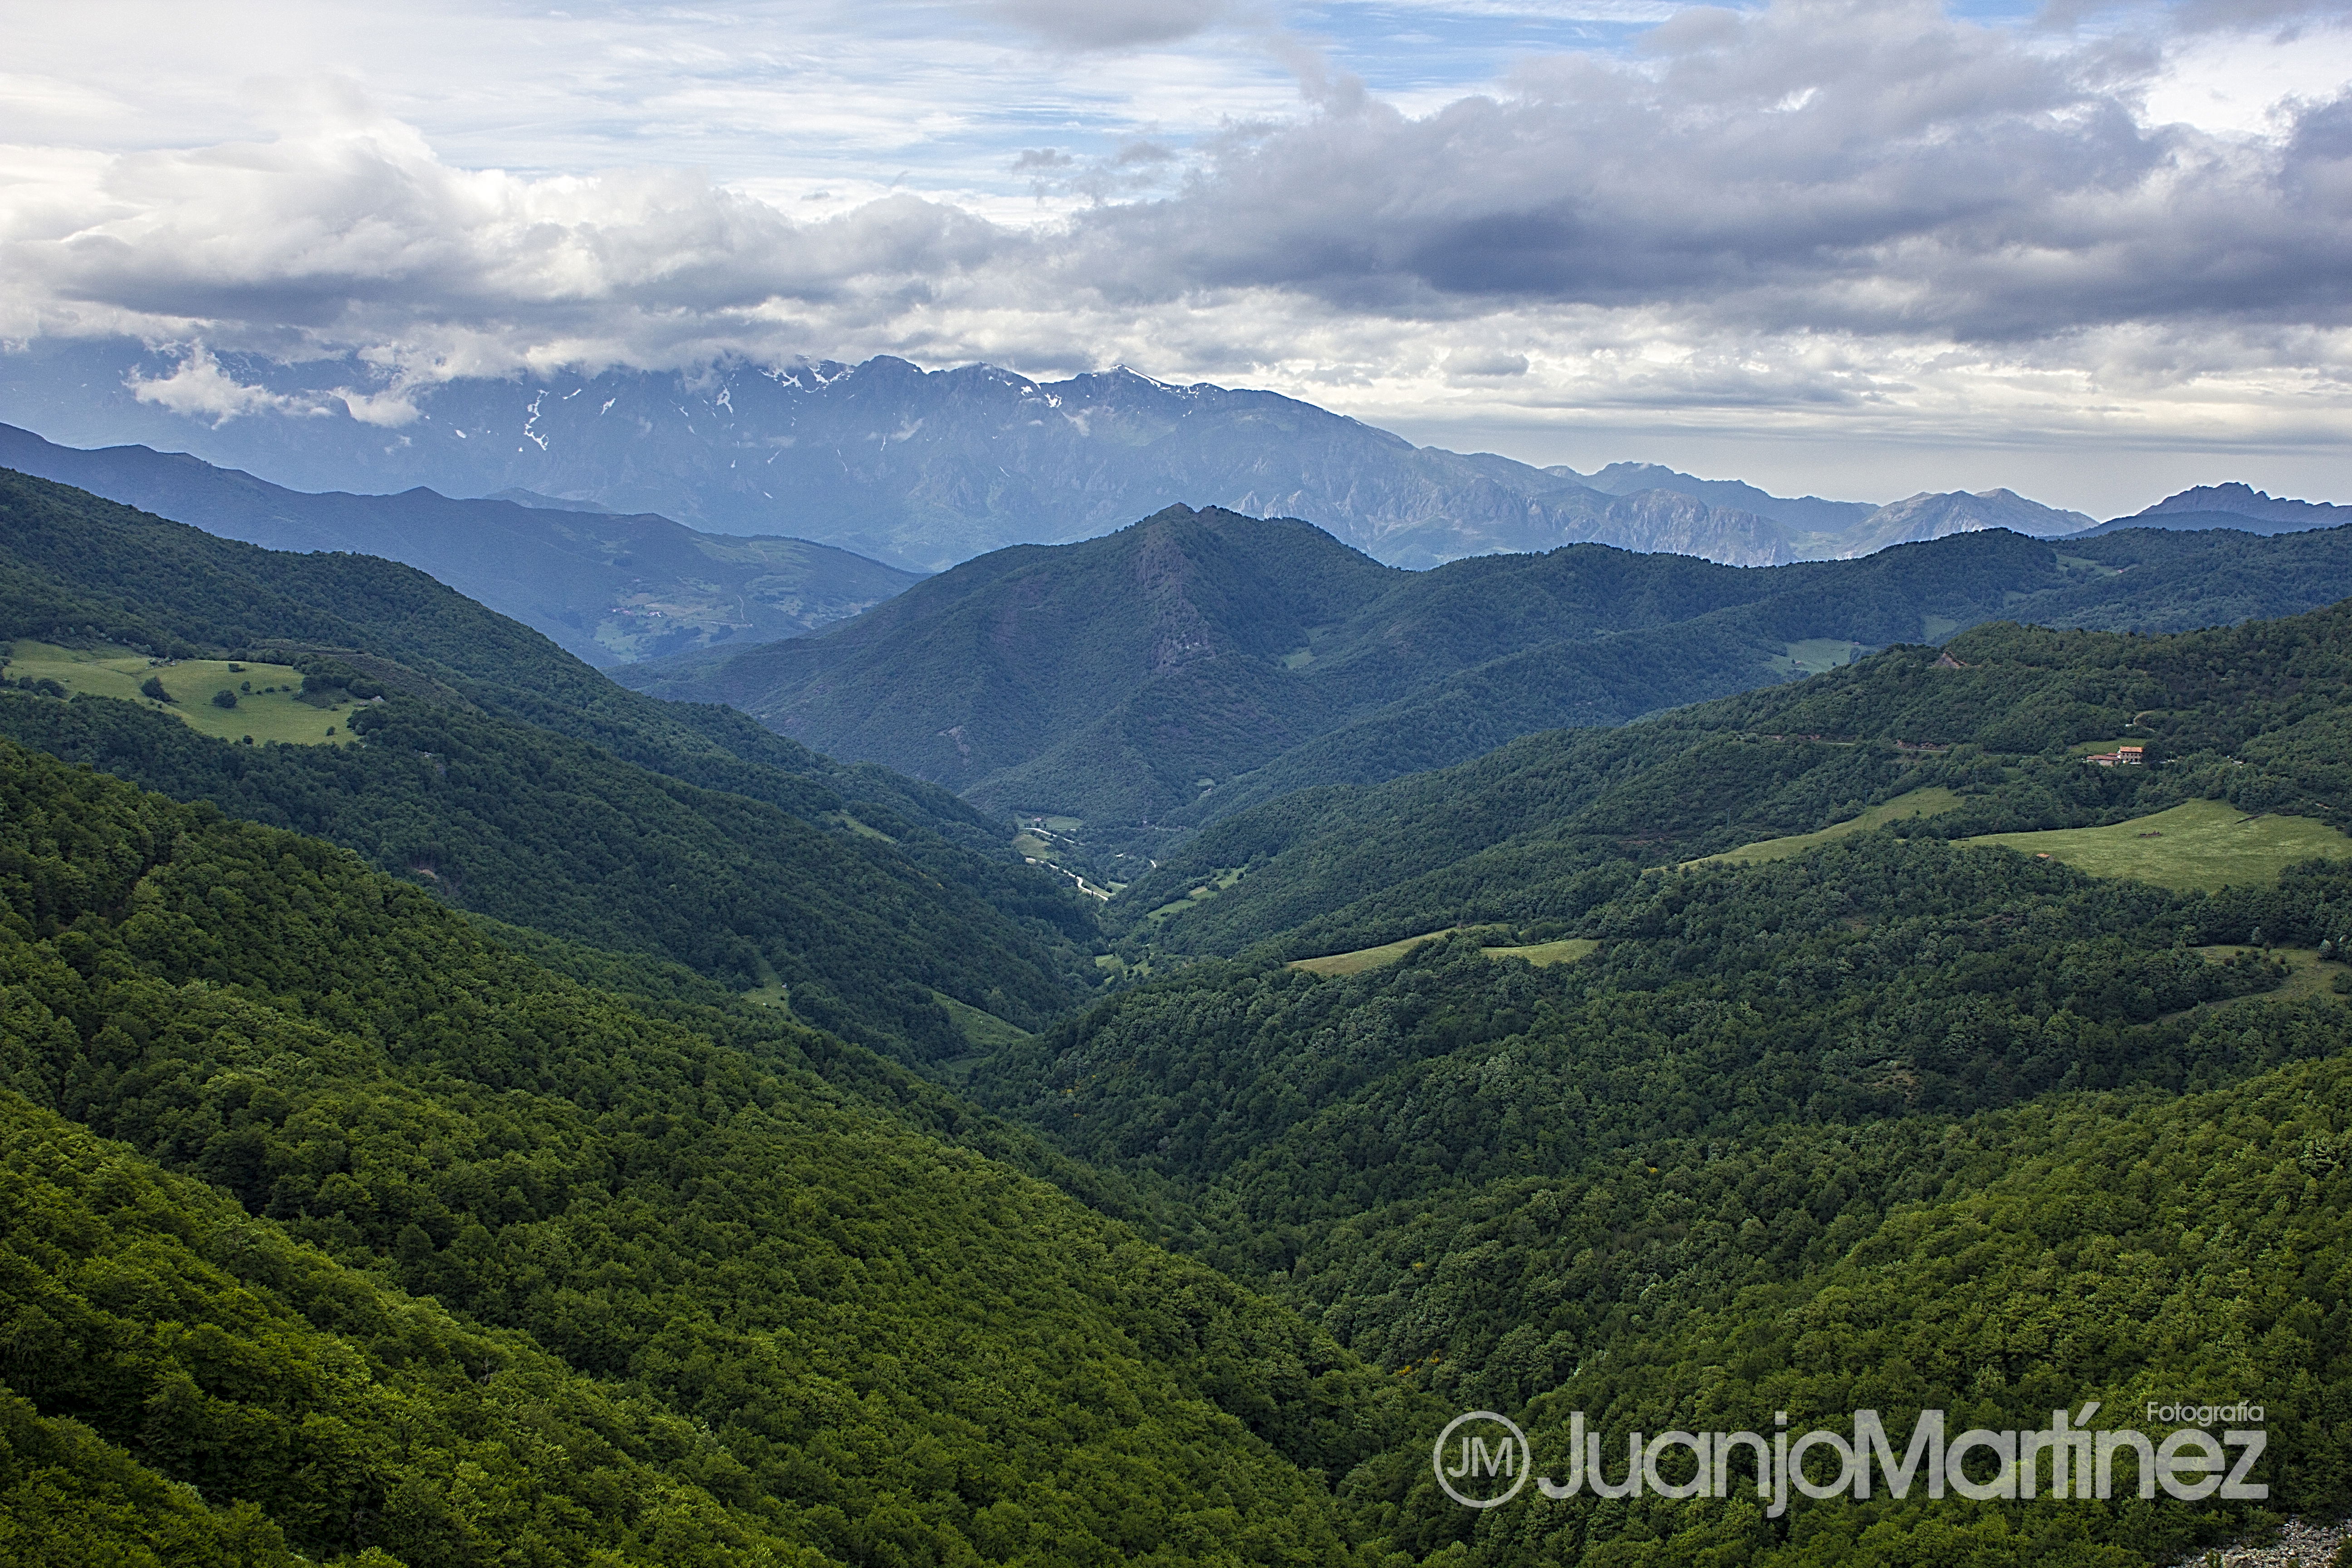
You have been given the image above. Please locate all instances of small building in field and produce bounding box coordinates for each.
[2085,745,2145,767]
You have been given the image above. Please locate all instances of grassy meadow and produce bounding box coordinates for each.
[1290,928,1465,975]
[1771,637,1870,677]
[1290,929,1599,976]
[1689,785,1965,867]
[1479,936,1598,966]
[1963,798,2352,892]
[935,990,1034,1048]
[3,640,359,746]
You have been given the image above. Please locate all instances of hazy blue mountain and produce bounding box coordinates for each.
[487,485,615,511]
[0,339,1879,572]
[1561,466,2099,556]
[0,422,919,666]
[10,338,2285,576]
[1572,460,1880,533]
[1834,487,2095,554]
[2070,483,2352,537]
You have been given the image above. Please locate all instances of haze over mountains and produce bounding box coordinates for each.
[622,504,2352,866]
[2081,483,2352,538]
[0,339,2195,574]
[0,420,920,668]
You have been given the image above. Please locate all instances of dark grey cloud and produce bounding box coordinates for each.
[4,0,2344,449]
[1054,0,2352,343]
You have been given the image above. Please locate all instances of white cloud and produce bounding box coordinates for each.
[0,0,2346,507]
[125,343,321,421]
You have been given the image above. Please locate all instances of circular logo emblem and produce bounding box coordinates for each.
[1432,1410,1532,1508]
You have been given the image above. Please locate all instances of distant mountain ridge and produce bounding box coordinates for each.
[0,338,2105,574]
[2069,483,2352,539]
[1575,461,1880,533]
[621,505,2352,874]
[2143,483,2352,524]
[0,422,919,666]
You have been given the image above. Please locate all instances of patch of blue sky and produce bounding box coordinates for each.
[1298,1,1671,87]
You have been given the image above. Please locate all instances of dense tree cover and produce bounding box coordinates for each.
[0,739,1435,1564]
[0,690,1089,1061]
[984,838,2339,1238]
[15,464,2352,1566]
[0,464,1052,861]
[624,505,2352,853]
[1476,1054,2352,1568]
[969,834,2352,1563]
[1119,599,2352,961]
[0,468,1104,1061]
[0,1096,821,1567]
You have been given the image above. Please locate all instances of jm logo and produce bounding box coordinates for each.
[1434,1411,1531,1508]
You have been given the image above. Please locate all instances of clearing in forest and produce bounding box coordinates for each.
[1689,786,1965,868]
[1962,799,2352,892]
[2,641,360,746]
[1291,929,1600,976]
[1480,937,1597,966]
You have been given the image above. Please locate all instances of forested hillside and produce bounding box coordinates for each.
[0,740,1431,1564]
[1116,595,2352,962]
[0,468,1099,1063]
[954,604,2352,1562]
[11,456,2352,1568]
[622,505,2352,871]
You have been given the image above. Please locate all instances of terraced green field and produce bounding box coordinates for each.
[2,640,359,746]
[1690,785,1965,867]
[1963,798,2352,892]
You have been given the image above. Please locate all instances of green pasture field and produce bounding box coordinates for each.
[1290,928,1464,976]
[1480,937,1597,966]
[2,640,359,747]
[1690,786,1965,868]
[935,992,1033,1049]
[1962,799,2352,892]
[2194,946,2349,1012]
[1144,865,1245,924]
[1290,928,1598,977]
[1772,637,1870,677]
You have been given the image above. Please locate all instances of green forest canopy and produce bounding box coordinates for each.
[5,464,2352,1566]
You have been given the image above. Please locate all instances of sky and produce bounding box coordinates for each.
[2,0,2349,512]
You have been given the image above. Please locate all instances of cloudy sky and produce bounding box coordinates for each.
[4,0,2349,511]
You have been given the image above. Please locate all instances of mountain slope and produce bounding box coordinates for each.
[621,510,2352,864]
[0,739,1430,1563]
[0,468,1099,1063]
[1112,582,2352,960]
[946,602,2352,1563]
[0,343,1821,571]
[17,340,2217,577]
[0,421,921,666]
[1576,460,1878,534]
[2074,482,2352,538]
[1834,486,2094,554]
